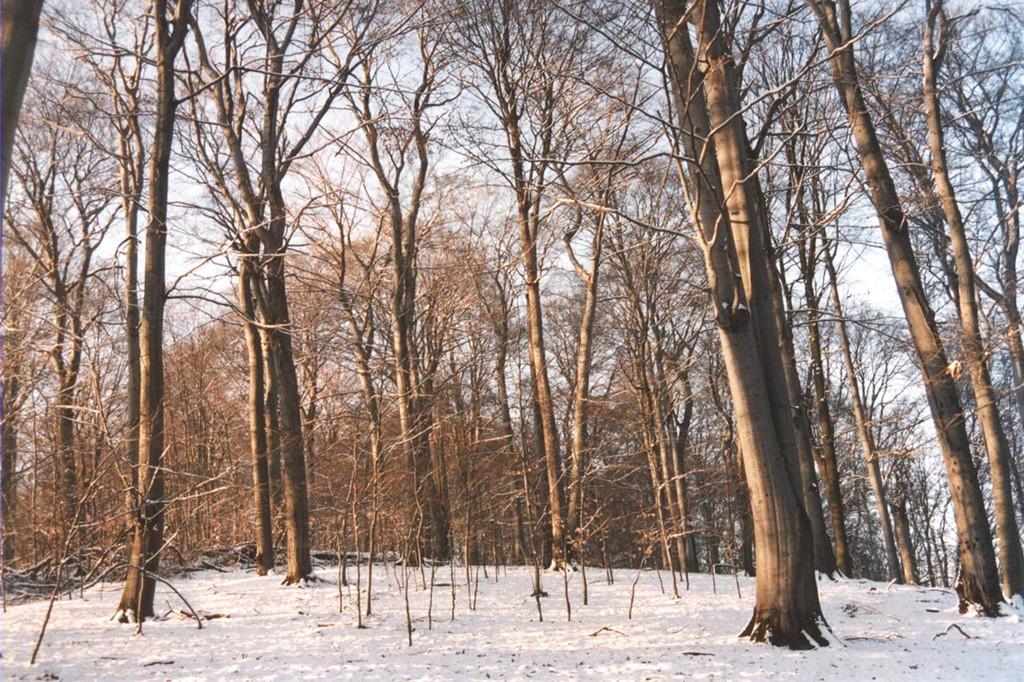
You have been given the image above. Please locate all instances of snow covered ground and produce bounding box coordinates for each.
[3,563,1023,680]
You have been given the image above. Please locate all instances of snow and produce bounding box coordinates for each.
[3,564,1023,680]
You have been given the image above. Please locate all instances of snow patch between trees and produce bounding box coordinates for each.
[4,566,1023,680]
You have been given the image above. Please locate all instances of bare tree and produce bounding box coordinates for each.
[656,0,828,648]
[6,78,117,529]
[343,16,453,560]
[117,0,193,622]
[922,0,1024,599]
[823,237,901,582]
[807,0,1004,615]
[451,0,600,567]
[186,0,368,583]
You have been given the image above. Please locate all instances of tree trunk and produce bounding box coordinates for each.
[650,326,694,580]
[657,0,827,647]
[240,262,274,575]
[1003,308,1024,431]
[923,3,1024,600]
[302,370,317,486]
[824,243,902,582]
[672,374,699,572]
[1,0,43,194]
[260,239,313,584]
[641,420,676,581]
[419,373,452,562]
[502,96,567,568]
[808,0,1003,615]
[119,124,142,542]
[53,376,78,527]
[260,323,283,512]
[2,372,19,562]
[565,215,603,552]
[518,216,567,569]
[798,226,852,577]
[118,0,192,621]
[770,266,837,576]
[388,235,449,561]
[890,494,918,585]
[688,0,835,576]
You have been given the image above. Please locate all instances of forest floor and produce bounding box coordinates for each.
[3,562,1023,680]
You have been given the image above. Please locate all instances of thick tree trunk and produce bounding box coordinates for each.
[261,240,313,584]
[118,0,192,621]
[240,263,274,575]
[923,4,1024,600]
[688,0,834,576]
[809,0,1003,615]
[657,0,827,647]
[733,440,756,577]
[1,0,43,194]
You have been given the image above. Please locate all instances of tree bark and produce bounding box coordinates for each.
[890,493,918,585]
[516,201,567,569]
[1,0,43,195]
[2,372,19,562]
[239,262,274,575]
[260,329,283,510]
[117,111,143,539]
[770,265,837,576]
[564,210,604,552]
[672,373,699,572]
[53,374,79,527]
[260,238,313,584]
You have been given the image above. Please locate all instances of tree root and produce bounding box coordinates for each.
[741,613,830,650]
[589,626,627,637]
[281,573,318,586]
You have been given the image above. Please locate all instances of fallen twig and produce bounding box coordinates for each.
[933,623,973,640]
[590,626,628,637]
